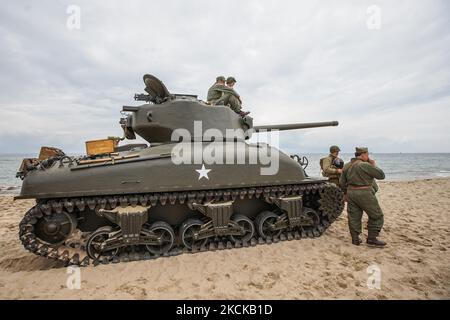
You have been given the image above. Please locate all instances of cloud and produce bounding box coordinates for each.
[0,0,449,154]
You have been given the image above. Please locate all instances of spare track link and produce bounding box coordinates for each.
[18,182,344,267]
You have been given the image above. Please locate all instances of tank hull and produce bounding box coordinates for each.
[17,142,343,267]
[17,142,315,199]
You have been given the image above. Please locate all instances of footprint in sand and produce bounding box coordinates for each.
[118,284,147,298]
[337,280,348,289]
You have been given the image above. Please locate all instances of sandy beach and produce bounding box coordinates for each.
[0,178,449,300]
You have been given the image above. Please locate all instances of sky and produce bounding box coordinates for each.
[0,0,449,155]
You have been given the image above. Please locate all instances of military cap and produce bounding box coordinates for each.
[216,76,226,82]
[355,147,369,153]
[330,145,341,153]
[226,76,237,84]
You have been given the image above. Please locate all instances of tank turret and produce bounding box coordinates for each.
[120,74,339,143]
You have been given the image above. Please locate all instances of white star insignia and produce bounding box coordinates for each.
[196,164,211,180]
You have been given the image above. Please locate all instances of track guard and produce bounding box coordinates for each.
[271,195,304,227]
[97,206,149,244]
[192,201,234,235]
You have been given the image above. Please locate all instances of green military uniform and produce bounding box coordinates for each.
[215,76,242,113]
[206,76,226,104]
[340,147,385,242]
[321,145,342,186]
[207,83,227,103]
[206,76,242,113]
[214,87,242,113]
[322,155,341,185]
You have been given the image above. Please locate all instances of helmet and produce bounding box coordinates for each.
[330,145,341,153]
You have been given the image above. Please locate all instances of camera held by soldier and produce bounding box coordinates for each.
[332,157,344,169]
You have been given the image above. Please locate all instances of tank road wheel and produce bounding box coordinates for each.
[301,208,320,230]
[86,226,119,260]
[230,214,255,243]
[34,211,77,245]
[255,211,282,239]
[180,218,208,250]
[144,221,175,255]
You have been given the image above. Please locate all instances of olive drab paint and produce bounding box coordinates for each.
[16,74,344,265]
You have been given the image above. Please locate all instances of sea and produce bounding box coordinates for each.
[1,153,450,194]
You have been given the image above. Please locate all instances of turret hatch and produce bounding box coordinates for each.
[143,74,171,101]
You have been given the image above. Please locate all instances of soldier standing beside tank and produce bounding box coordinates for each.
[320,145,344,186]
[340,147,386,247]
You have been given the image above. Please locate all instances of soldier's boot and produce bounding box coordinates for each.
[367,231,386,247]
[367,237,386,247]
[351,234,362,246]
[238,111,250,117]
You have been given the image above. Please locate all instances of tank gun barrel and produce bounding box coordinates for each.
[253,121,339,132]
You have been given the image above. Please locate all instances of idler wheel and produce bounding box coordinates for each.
[144,221,175,255]
[255,211,282,239]
[230,214,255,243]
[180,218,208,250]
[34,211,77,245]
[86,226,119,260]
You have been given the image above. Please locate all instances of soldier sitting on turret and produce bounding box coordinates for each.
[207,76,227,104]
[206,76,250,116]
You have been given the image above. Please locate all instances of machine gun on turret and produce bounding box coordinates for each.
[134,93,154,103]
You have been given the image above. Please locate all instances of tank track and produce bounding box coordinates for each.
[18,182,343,267]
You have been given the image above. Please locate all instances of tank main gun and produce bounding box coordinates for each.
[253,121,339,132]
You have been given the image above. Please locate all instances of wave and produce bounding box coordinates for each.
[0,185,21,194]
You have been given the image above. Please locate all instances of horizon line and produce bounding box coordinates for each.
[1,152,450,156]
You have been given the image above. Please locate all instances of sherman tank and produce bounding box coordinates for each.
[16,74,344,266]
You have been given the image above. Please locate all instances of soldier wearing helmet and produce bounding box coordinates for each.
[320,145,344,186]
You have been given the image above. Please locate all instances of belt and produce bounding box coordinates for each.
[348,185,371,190]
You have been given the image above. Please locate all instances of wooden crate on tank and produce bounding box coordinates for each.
[38,146,65,160]
[85,138,118,156]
